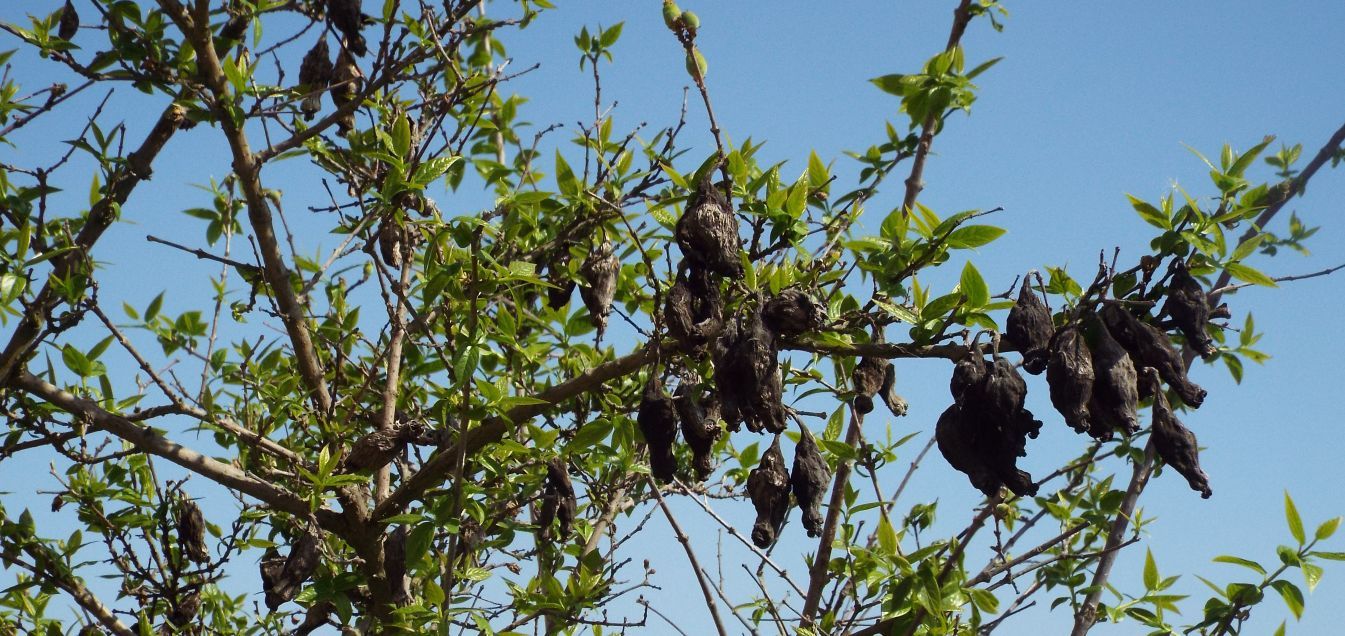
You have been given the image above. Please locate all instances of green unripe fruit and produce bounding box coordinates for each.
[685,49,707,79]
[662,1,681,29]
[681,10,700,30]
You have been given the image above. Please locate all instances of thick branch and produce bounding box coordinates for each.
[0,545,133,636]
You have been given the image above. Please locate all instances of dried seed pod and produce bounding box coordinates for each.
[1006,281,1053,375]
[986,356,1043,455]
[327,0,367,56]
[1144,368,1212,498]
[384,525,409,605]
[1162,258,1216,358]
[664,265,723,350]
[58,0,79,41]
[714,309,787,433]
[1084,312,1140,436]
[675,170,743,279]
[1100,303,1206,408]
[293,601,335,636]
[546,253,575,310]
[935,404,1000,497]
[790,427,829,537]
[878,361,909,416]
[580,240,619,340]
[297,37,333,121]
[638,383,679,482]
[546,458,577,540]
[176,496,209,564]
[264,525,322,610]
[342,420,422,473]
[377,219,403,269]
[675,382,722,480]
[329,49,362,134]
[1047,325,1094,434]
[851,356,886,415]
[761,289,825,337]
[747,436,790,548]
[950,344,988,404]
[169,589,201,627]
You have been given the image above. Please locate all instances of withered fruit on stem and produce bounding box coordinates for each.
[58,0,79,41]
[1100,303,1206,407]
[935,404,1000,497]
[580,240,620,340]
[263,524,322,610]
[327,0,368,56]
[1143,367,1213,498]
[713,309,787,433]
[545,254,575,310]
[790,426,830,537]
[1047,325,1094,434]
[1083,312,1140,436]
[176,496,209,564]
[675,168,744,279]
[1162,258,1217,358]
[341,420,423,473]
[878,360,908,416]
[329,49,363,134]
[384,525,410,605]
[377,219,403,269]
[675,382,722,481]
[747,436,791,548]
[761,289,825,337]
[637,383,679,482]
[537,458,578,541]
[297,37,333,121]
[851,356,886,415]
[1006,280,1053,375]
[950,343,988,404]
[665,265,723,351]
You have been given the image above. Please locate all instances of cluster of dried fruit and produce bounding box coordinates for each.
[384,524,410,605]
[536,458,578,542]
[260,524,322,610]
[937,344,1042,498]
[327,0,370,57]
[341,419,426,473]
[675,169,744,280]
[851,355,907,417]
[580,241,620,340]
[57,0,79,41]
[296,28,365,133]
[740,430,832,548]
[675,381,722,480]
[176,496,210,564]
[665,266,724,351]
[714,308,788,434]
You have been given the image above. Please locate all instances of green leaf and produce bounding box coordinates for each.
[1230,233,1267,263]
[1270,579,1304,620]
[1285,491,1305,544]
[1212,555,1266,576]
[959,261,989,308]
[877,515,897,556]
[145,292,164,323]
[598,22,624,48]
[943,225,1005,249]
[1143,548,1158,591]
[1316,517,1341,541]
[1303,562,1324,593]
[1229,135,1275,178]
[870,74,907,97]
[1226,262,1277,288]
[554,151,578,197]
[1128,194,1170,230]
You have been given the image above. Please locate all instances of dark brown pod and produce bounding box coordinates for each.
[761,289,825,337]
[1047,325,1094,434]
[377,219,403,269]
[57,0,79,41]
[790,427,830,537]
[664,265,723,351]
[713,309,786,433]
[1006,282,1053,375]
[1162,259,1216,358]
[851,356,886,415]
[878,361,908,416]
[935,404,999,497]
[327,0,367,56]
[1100,303,1206,408]
[950,345,988,404]
[384,525,410,605]
[546,458,577,540]
[265,525,322,610]
[329,49,363,134]
[1084,312,1140,436]
[675,170,743,279]
[293,601,335,636]
[675,382,722,480]
[169,589,201,627]
[177,496,209,564]
[747,436,790,548]
[545,253,575,310]
[637,383,679,482]
[579,240,619,340]
[297,37,333,121]
[342,420,422,473]
[1143,368,1212,498]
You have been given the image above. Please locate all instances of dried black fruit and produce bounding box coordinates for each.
[580,240,619,340]
[385,525,409,605]
[1143,368,1212,498]
[177,496,209,564]
[950,344,989,404]
[851,356,886,415]
[983,356,1043,455]
[546,254,575,310]
[935,404,999,497]
[638,383,679,482]
[675,382,722,480]
[342,420,423,473]
[1047,325,1094,434]
[747,436,790,548]
[1162,258,1216,358]
[264,524,322,610]
[1100,303,1206,408]
[543,458,577,540]
[169,589,201,626]
[1006,281,1053,375]
[675,170,743,279]
[790,427,829,537]
[377,219,403,269]
[714,310,787,433]
[878,361,909,416]
[329,49,362,134]
[327,0,367,56]
[293,601,335,635]
[761,289,825,337]
[664,265,723,350]
[1084,312,1140,436]
[58,0,79,41]
[297,37,332,121]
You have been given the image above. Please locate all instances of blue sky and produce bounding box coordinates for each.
[3,1,1345,634]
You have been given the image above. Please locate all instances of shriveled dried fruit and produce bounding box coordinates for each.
[982,356,1042,455]
[790,427,829,537]
[664,265,723,350]
[341,420,424,473]
[384,525,409,605]
[1006,281,1053,375]
[169,589,201,626]
[1100,303,1206,407]
[327,0,367,56]
[580,240,620,340]
[851,356,886,415]
[675,170,743,279]
[762,289,825,337]
[546,254,575,309]
[878,361,909,416]
[264,524,322,610]
[293,601,335,636]
[747,436,790,548]
[950,344,989,404]
[329,49,363,134]
[58,0,79,41]
[1143,367,1212,498]
[638,383,679,482]
[297,38,333,121]
[935,404,999,497]
[1084,312,1140,436]
[177,496,209,564]
[1047,325,1094,434]
[377,219,403,269]
[1162,258,1216,358]
[714,310,787,433]
[675,382,722,480]
[547,458,577,540]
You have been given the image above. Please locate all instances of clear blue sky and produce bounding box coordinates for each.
[2,1,1344,634]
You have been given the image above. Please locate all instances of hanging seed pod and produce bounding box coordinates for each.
[297,37,333,121]
[329,49,362,134]
[638,383,679,482]
[1100,303,1206,408]
[384,525,409,605]
[176,496,209,564]
[546,253,575,310]
[675,169,743,279]
[664,265,723,351]
[377,219,403,269]
[1083,312,1140,436]
[341,420,423,473]
[714,309,787,433]
[580,240,620,340]
[761,289,825,337]
[675,382,722,481]
[878,361,909,416]
[790,427,829,537]
[950,343,988,404]
[327,0,367,56]
[259,548,285,607]
[264,525,322,610]
[1162,258,1216,358]
[169,589,202,627]
[546,458,577,540]
[1143,368,1212,498]
[1006,281,1053,375]
[986,356,1043,456]
[851,356,886,415]
[293,601,335,636]
[57,0,79,41]
[747,436,790,548]
[1047,325,1094,434]
[935,404,1000,497]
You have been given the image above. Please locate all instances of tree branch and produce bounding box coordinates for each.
[648,478,729,636]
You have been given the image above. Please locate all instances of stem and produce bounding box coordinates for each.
[800,407,863,625]
[648,478,729,636]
